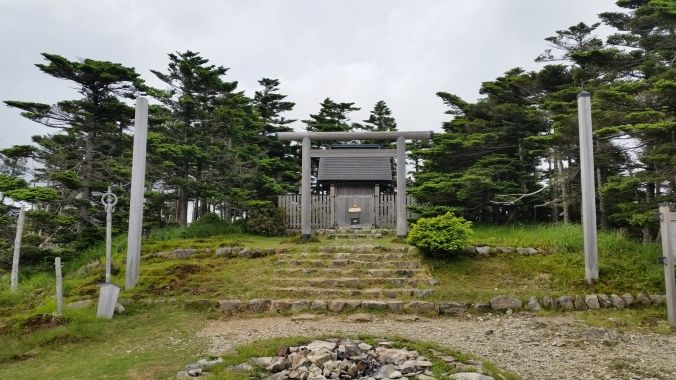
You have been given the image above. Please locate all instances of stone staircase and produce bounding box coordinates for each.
[316,228,394,239]
[271,243,435,300]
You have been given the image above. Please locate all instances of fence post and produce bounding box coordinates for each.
[126,96,148,290]
[658,204,676,326]
[55,257,63,315]
[577,91,599,283]
[10,205,25,293]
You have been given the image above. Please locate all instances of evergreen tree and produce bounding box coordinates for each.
[253,78,299,197]
[4,54,143,237]
[363,101,398,131]
[149,51,239,226]
[303,98,360,132]
[411,69,550,222]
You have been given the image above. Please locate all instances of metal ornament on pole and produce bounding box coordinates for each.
[101,186,118,284]
[98,186,121,320]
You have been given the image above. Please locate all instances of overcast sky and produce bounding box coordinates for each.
[0,0,617,148]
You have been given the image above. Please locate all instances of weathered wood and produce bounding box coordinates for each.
[97,284,120,320]
[301,137,311,238]
[277,131,432,141]
[126,97,149,290]
[659,204,676,326]
[55,257,63,315]
[396,136,407,238]
[10,205,24,293]
[310,149,397,158]
[577,92,599,283]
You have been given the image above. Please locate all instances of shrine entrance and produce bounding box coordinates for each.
[276,131,432,239]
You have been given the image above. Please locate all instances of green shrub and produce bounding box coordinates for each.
[245,202,286,237]
[407,212,473,255]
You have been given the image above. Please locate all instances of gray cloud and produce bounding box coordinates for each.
[0,0,616,147]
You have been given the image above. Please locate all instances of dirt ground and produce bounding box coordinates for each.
[199,313,676,380]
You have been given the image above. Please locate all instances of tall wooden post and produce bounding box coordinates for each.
[10,205,25,292]
[577,91,599,283]
[659,204,676,326]
[301,137,311,240]
[55,257,63,315]
[125,97,148,289]
[374,184,380,228]
[396,136,407,239]
[330,184,336,229]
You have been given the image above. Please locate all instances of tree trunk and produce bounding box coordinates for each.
[642,226,652,243]
[548,156,558,223]
[79,129,96,232]
[596,166,608,229]
[178,187,189,227]
[556,157,570,224]
[200,197,208,216]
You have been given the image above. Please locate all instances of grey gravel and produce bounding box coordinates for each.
[200,314,676,380]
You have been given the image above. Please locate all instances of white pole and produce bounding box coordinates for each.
[577,91,599,283]
[301,137,311,240]
[102,186,117,284]
[125,97,148,289]
[658,204,676,326]
[396,136,407,239]
[10,205,25,292]
[55,257,63,315]
[106,207,112,283]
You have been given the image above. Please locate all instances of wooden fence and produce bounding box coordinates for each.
[278,193,416,230]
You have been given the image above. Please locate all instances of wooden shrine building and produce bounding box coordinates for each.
[276,131,432,239]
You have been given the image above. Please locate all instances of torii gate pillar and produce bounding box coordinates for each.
[396,136,407,239]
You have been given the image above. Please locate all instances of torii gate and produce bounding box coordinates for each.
[277,131,432,240]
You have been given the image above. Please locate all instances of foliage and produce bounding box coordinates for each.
[245,201,286,237]
[407,212,473,255]
[303,97,361,132]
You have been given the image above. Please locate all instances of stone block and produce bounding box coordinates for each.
[610,294,625,310]
[438,302,469,316]
[489,295,522,311]
[585,294,600,309]
[403,301,438,316]
[527,296,542,312]
[556,295,574,311]
[574,295,587,311]
[248,298,271,313]
[219,299,243,314]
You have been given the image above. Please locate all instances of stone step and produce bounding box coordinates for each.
[318,228,394,234]
[270,287,434,299]
[276,259,421,269]
[329,234,384,239]
[273,268,427,278]
[275,277,430,288]
[277,252,414,261]
[312,245,412,254]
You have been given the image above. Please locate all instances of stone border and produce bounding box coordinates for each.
[465,246,540,256]
[130,292,668,317]
[151,246,289,259]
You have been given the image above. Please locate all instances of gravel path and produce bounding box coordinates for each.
[199,313,676,380]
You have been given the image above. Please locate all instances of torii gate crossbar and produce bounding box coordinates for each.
[277,131,432,240]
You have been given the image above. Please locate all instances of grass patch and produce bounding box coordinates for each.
[577,307,674,335]
[0,305,207,380]
[426,223,664,301]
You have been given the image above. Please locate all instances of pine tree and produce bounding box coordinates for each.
[363,101,397,131]
[303,98,360,132]
[253,78,299,198]
[4,53,143,234]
